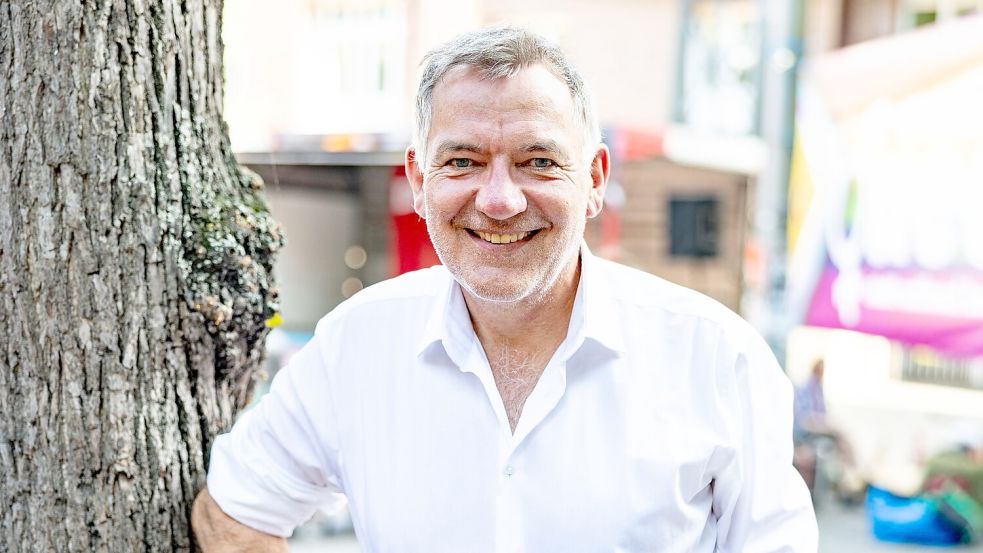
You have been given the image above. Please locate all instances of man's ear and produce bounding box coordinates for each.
[405,146,426,218]
[586,144,611,219]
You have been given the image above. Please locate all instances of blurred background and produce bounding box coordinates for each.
[222,0,983,550]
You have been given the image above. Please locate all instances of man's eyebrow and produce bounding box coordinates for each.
[431,141,484,160]
[522,140,564,155]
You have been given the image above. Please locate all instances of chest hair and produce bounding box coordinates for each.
[488,345,550,432]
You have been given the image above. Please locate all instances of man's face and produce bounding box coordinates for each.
[406,64,609,303]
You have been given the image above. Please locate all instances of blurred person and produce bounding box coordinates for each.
[793,359,826,494]
[794,360,828,437]
[793,359,863,503]
[191,27,817,552]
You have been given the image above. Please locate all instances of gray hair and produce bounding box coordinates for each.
[413,26,601,167]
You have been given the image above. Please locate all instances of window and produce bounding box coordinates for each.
[675,0,764,136]
[896,347,983,391]
[293,2,408,135]
[669,197,721,258]
[900,0,983,29]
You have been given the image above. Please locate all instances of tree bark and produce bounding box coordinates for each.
[0,1,282,551]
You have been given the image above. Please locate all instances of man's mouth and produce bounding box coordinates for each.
[468,229,539,244]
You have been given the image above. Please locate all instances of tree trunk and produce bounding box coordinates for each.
[0,1,282,551]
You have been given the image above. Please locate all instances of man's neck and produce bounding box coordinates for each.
[462,256,581,431]
[463,256,581,358]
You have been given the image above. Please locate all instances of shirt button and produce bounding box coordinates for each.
[503,465,515,477]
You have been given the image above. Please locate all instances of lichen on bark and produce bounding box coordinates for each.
[181,161,284,404]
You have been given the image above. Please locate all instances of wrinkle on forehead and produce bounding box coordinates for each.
[430,136,571,161]
[427,65,582,164]
[434,96,570,131]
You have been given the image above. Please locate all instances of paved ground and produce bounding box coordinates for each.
[287,503,983,552]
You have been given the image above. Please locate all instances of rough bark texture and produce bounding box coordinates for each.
[0,1,282,551]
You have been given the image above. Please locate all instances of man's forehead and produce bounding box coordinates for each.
[432,63,575,113]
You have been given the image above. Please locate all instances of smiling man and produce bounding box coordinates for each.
[192,27,818,552]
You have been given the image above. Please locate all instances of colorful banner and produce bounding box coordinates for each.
[787,16,983,357]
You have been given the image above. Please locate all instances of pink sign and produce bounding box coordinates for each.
[806,265,983,357]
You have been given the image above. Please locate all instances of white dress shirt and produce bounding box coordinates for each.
[207,247,818,552]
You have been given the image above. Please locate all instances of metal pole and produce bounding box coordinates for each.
[746,0,804,365]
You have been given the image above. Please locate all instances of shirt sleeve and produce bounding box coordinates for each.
[206,331,346,537]
[712,328,819,552]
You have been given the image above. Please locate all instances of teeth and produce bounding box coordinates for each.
[475,230,530,244]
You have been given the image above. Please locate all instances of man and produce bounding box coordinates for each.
[793,359,862,502]
[192,27,817,552]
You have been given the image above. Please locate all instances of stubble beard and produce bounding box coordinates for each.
[423,192,584,305]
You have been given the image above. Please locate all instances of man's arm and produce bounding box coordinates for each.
[200,334,347,541]
[191,487,288,553]
[713,328,818,552]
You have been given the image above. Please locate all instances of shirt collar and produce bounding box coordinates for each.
[415,242,627,363]
[570,243,627,356]
[416,268,474,365]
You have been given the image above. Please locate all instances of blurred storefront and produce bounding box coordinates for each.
[222,0,983,338]
[223,0,805,329]
[672,0,800,349]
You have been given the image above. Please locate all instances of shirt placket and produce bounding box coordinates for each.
[495,354,570,553]
[495,440,524,553]
[459,328,575,553]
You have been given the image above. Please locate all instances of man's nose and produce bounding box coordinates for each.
[475,161,527,220]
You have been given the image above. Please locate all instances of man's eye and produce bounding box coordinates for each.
[530,158,555,169]
[450,159,473,169]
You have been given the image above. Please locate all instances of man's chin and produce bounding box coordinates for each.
[450,270,537,304]
[458,279,533,304]
[469,291,531,304]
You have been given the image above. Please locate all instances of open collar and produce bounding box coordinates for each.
[415,268,474,367]
[415,242,626,365]
[566,243,627,358]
